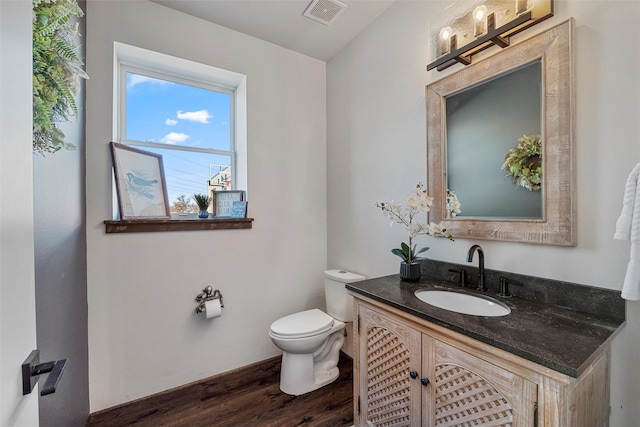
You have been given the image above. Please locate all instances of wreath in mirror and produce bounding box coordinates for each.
[501,134,542,191]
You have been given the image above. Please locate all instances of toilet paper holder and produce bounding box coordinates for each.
[195,286,224,314]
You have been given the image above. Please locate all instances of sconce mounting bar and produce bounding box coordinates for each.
[428,10,541,72]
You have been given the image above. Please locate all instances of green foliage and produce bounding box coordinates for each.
[502,134,543,191]
[193,193,212,210]
[32,0,88,155]
[391,242,430,263]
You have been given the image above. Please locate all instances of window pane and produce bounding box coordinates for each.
[125,72,231,151]
[133,145,231,213]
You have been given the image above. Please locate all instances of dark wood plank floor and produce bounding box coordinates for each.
[87,353,353,427]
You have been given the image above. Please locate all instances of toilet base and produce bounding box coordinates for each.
[279,331,344,396]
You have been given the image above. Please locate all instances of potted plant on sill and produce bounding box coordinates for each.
[193,193,211,219]
[376,183,453,281]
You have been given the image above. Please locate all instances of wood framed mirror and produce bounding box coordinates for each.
[427,19,575,246]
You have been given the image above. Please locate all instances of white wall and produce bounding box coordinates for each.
[0,1,39,425]
[327,0,640,424]
[86,1,326,411]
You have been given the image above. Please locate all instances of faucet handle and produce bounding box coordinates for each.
[498,277,522,297]
[448,269,467,286]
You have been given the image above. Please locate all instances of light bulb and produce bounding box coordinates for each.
[473,6,488,37]
[438,27,453,56]
[474,6,487,22]
[439,27,452,41]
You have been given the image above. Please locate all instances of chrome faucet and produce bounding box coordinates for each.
[466,245,487,292]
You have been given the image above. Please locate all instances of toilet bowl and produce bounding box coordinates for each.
[268,269,365,396]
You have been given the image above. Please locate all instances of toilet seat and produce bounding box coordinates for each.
[270,309,334,339]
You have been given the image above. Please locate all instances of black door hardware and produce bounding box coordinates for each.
[22,350,67,396]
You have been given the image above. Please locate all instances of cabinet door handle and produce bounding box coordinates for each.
[409,371,418,379]
[421,377,430,386]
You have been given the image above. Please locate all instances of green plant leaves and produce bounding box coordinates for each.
[193,193,212,210]
[501,134,543,191]
[391,243,430,263]
[415,246,429,257]
[32,0,86,155]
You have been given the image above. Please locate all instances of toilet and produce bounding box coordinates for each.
[268,269,365,396]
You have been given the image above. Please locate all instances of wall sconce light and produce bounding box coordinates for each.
[428,0,553,72]
[439,26,453,56]
[473,6,488,37]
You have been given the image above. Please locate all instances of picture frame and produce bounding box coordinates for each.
[212,190,245,217]
[110,142,171,219]
[231,201,248,219]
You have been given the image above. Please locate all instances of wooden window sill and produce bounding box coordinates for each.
[104,217,254,233]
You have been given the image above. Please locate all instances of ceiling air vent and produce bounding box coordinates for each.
[303,0,348,26]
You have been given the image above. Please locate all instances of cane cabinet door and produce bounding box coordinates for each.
[357,306,422,426]
[423,337,538,426]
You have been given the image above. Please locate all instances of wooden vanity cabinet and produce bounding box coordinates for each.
[353,297,611,427]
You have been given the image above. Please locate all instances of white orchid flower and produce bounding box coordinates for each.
[376,184,453,266]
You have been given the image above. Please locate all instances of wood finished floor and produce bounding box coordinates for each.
[86,353,353,427]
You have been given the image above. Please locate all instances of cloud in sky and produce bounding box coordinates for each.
[176,109,212,124]
[161,132,190,145]
[127,74,171,90]
[165,118,178,126]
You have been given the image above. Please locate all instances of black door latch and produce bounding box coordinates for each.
[22,350,67,396]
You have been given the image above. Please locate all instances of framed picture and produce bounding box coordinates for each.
[110,142,170,219]
[212,190,245,217]
[231,201,248,218]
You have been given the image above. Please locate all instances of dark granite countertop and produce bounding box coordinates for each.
[346,262,626,378]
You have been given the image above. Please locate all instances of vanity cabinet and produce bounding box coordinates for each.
[353,297,611,427]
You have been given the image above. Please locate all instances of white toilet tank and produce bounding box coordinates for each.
[324,269,365,322]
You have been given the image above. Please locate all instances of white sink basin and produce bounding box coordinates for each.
[414,289,511,317]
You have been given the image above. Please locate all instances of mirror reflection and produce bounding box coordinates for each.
[446,61,542,219]
[426,20,575,246]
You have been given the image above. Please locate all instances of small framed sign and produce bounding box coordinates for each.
[231,201,248,218]
[212,190,245,217]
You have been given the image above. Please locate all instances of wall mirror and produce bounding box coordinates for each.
[427,19,575,246]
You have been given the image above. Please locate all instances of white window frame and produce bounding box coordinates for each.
[113,42,248,209]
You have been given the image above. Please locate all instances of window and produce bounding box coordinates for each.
[114,43,247,217]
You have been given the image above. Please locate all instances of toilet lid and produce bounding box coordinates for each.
[270,309,334,338]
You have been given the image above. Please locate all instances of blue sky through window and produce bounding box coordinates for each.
[125,73,232,207]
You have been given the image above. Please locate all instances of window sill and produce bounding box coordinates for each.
[104,217,254,234]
